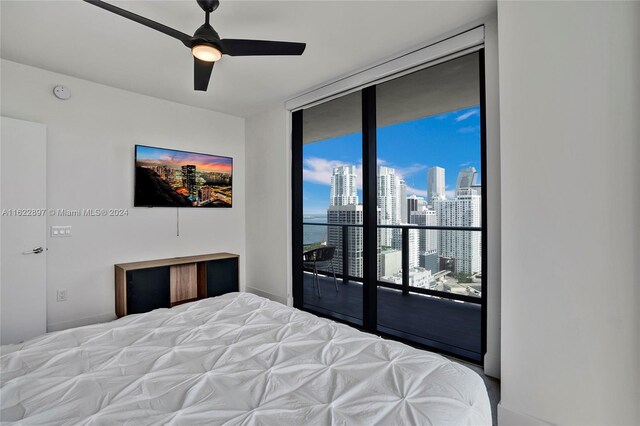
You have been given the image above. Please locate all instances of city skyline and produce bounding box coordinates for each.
[320,162,482,292]
[303,106,482,214]
[136,145,233,174]
[304,105,482,294]
[135,145,232,207]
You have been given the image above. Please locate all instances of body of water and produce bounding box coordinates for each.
[303,214,327,245]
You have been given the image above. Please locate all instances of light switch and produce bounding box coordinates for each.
[51,226,72,237]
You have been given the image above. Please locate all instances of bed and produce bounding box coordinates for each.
[1,292,491,425]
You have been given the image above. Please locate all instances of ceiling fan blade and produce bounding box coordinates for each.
[221,39,306,56]
[194,58,215,91]
[83,0,191,45]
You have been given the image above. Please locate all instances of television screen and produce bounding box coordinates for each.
[135,145,232,207]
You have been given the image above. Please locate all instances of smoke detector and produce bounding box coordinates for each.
[53,85,71,100]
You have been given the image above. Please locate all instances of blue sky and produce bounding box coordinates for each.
[303,106,482,214]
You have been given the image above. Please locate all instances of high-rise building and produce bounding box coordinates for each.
[327,204,363,277]
[434,187,481,274]
[329,165,359,206]
[379,249,401,277]
[427,166,445,202]
[410,209,437,252]
[181,165,197,200]
[420,252,439,275]
[456,167,477,192]
[407,195,426,216]
[399,179,407,224]
[410,208,438,273]
[377,166,401,247]
[407,229,419,268]
[327,166,363,277]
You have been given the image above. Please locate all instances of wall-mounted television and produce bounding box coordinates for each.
[134,145,232,208]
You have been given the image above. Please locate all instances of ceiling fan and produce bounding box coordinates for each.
[83,0,306,91]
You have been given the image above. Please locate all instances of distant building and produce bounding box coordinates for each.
[380,267,432,289]
[439,256,456,273]
[410,209,437,252]
[327,204,363,278]
[407,228,419,269]
[330,165,359,206]
[456,167,477,192]
[434,187,481,274]
[399,180,408,224]
[326,165,363,277]
[410,208,439,273]
[377,166,402,248]
[379,249,401,277]
[427,166,445,203]
[420,251,439,274]
[407,194,426,216]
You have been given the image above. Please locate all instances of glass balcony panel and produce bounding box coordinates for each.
[302,224,363,325]
[301,91,363,325]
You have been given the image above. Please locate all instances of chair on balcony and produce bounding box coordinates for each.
[303,246,338,298]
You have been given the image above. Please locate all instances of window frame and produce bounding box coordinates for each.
[291,49,488,364]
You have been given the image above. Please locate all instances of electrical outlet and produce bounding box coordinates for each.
[56,289,67,302]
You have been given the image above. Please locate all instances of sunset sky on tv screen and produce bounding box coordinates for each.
[136,145,232,173]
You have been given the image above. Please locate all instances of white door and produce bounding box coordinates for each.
[1,116,47,345]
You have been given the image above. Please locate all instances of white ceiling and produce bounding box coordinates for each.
[0,1,495,118]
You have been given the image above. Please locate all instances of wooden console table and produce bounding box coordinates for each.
[115,252,239,317]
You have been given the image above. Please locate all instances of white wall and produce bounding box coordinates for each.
[244,18,502,375]
[244,106,291,305]
[0,59,246,331]
[497,2,640,425]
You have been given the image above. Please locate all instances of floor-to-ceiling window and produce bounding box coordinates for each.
[293,50,486,363]
[299,91,364,324]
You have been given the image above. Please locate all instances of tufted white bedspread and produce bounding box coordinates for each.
[1,292,491,425]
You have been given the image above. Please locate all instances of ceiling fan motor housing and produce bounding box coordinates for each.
[192,23,221,50]
[197,0,219,13]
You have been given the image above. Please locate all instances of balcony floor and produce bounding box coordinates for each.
[302,272,482,361]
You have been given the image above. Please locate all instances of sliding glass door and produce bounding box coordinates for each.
[293,50,486,363]
[298,91,364,324]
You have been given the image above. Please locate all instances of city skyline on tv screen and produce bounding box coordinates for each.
[135,145,232,208]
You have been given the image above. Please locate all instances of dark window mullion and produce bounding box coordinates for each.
[479,48,488,361]
[291,110,304,309]
[362,85,378,331]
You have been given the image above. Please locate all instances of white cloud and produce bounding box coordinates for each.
[405,185,430,198]
[303,157,431,194]
[395,163,428,179]
[303,157,363,189]
[455,108,480,122]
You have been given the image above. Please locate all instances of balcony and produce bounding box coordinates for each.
[302,274,481,361]
[302,222,484,362]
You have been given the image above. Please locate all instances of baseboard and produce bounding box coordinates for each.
[245,286,287,305]
[498,403,554,426]
[47,312,116,332]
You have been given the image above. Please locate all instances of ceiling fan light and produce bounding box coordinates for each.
[192,44,222,62]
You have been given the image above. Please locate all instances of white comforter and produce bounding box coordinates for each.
[1,292,491,425]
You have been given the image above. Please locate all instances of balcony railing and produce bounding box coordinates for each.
[303,222,482,304]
